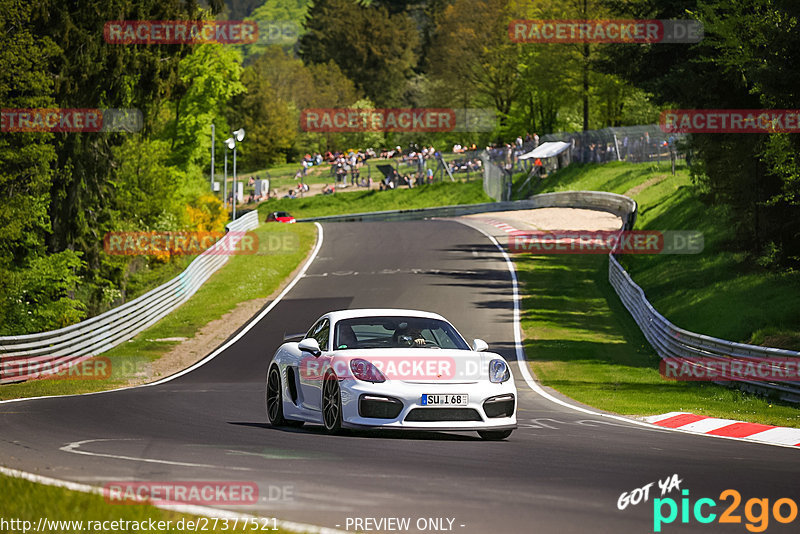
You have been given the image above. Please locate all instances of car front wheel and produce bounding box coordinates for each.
[266,366,304,428]
[266,366,287,426]
[322,373,343,434]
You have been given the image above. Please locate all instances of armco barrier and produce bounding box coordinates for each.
[609,255,800,402]
[298,191,638,229]
[0,211,260,384]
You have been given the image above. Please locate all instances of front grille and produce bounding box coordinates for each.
[359,395,403,419]
[404,408,482,422]
[483,394,515,418]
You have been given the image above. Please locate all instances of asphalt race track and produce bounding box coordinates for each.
[1,220,798,533]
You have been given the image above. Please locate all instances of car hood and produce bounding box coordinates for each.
[329,348,503,383]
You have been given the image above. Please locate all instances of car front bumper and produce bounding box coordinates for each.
[339,378,518,431]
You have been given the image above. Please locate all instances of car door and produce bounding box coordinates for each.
[298,317,331,412]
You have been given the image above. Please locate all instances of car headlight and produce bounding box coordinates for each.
[350,359,386,383]
[489,359,510,383]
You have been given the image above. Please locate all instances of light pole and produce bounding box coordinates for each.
[225,128,245,221]
[210,123,215,191]
[223,146,229,217]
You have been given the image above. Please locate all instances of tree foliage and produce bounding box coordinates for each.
[600,0,800,267]
[299,0,419,106]
[0,0,87,333]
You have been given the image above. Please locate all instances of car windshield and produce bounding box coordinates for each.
[276,212,291,218]
[333,316,470,350]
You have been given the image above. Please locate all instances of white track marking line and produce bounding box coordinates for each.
[456,218,800,449]
[60,439,251,470]
[0,464,347,534]
[0,222,325,404]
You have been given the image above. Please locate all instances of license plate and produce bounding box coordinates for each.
[421,394,468,406]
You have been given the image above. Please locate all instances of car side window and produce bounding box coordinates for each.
[307,318,330,351]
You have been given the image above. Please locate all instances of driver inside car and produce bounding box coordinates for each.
[393,322,427,347]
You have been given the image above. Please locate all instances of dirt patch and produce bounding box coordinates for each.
[755,334,800,352]
[467,207,622,231]
[125,231,318,387]
[624,175,668,198]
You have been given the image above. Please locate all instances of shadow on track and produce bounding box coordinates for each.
[228,421,483,441]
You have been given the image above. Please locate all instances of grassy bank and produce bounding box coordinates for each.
[517,253,800,426]
[0,223,317,401]
[516,161,800,426]
[530,161,800,348]
[0,474,288,534]
[257,179,490,219]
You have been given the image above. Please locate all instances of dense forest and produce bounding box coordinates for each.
[1,0,798,335]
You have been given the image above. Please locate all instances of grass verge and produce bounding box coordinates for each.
[531,161,800,347]
[0,223,317,401]
[516,160,800,426]
[257,179,490,220]
[517,253,800,427]
[0,473,289,534]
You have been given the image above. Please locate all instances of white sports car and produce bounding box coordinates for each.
[265,309,517,440]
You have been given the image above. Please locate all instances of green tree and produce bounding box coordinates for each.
[229,51,298,168]
[0,0,86,334]
[600,0,800,266]
[299,0,418,106]
[428,0,520,123]
[243,0,311,60]
[233,46,360,158]
[26,0,208,316]
[165,43,245,173]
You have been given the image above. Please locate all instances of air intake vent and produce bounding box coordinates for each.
[404,408,482,422]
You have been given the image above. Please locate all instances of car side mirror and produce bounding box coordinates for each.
[472,339,488,352]
[298,338,321,357]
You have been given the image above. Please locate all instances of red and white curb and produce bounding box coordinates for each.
[644,412,800,447]
[479,218,531,236]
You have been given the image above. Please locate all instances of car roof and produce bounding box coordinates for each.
[325,308,447,323]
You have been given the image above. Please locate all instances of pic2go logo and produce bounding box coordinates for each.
[653,489,799,532]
